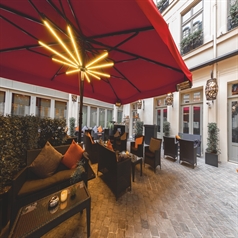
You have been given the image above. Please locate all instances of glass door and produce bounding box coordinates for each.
[228,99,238,163]
[181,105,202,135]
[156,108,167,139]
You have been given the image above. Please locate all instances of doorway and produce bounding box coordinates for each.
[228,98,238,163]
[156,107,167,139]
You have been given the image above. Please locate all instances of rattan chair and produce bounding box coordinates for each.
[144,137,162,172]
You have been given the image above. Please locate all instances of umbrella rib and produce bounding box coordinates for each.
[88,26,154,40]
[51,65,65,81]
[111,32,138,51]
[0,3,42,25]
[0,14,39,41]
[113,66,141,93]
[88,38,183,73]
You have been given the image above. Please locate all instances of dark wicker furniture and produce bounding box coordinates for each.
[130,136,144,158]
[84,133,99,164]
[179,139,198,168]
[163,136,178,160]
[97,144,131,200]
[144,137,162,172]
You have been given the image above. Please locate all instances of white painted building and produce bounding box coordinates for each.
[1,0,237,163]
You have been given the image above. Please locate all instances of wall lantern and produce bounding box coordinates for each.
[115,101,122,107]
[165,93,173,106]
[72,94,77,102]
[137,100,144,110]
[205,71,218,101]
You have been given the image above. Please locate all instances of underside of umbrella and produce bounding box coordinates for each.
[0,0,192,105]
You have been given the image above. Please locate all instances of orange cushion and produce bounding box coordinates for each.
[107,140,114,151]
[135,137,143,149]
[98,126,103,133]
[88,133,95,144]
[120,132,127,140]
[61,140,84,169]
[114,130,120,137]
[176,135,181,140]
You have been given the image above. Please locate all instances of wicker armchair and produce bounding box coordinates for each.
[163,136,178,160]
[144,137,162,172]
[130,136,144,157]
[179,139,198,168]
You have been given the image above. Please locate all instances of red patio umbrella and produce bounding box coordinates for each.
[0,0,192,142]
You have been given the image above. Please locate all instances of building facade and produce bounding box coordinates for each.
[0,0,237,164]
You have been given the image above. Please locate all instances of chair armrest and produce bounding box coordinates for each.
[11,167,28,200]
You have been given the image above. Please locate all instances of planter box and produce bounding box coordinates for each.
[205,152,218,167]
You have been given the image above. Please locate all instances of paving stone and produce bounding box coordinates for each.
[38,149,238,238]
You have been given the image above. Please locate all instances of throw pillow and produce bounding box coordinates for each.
[98,125,103,133]
[29,141,63,179]
[120,132,127,140]
[93,125,97,134]
[107,140,114,151]
[149,138,161,153]
[135,137,143,148]
[61,140,84,169]
[114,130,120,137]
[88,133,95,144]
[176,135,181,140]
[82,125,88,133]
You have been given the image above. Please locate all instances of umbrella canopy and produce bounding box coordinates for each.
[0,0,192,106]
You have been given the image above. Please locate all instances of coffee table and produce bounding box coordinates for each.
[9,181,91,238]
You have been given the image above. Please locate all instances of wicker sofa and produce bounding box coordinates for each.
[97,143,131,200]
[10,143,95,226]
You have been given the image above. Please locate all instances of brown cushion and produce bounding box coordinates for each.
[176,135,181,140]
[120,132,127,140]
[149,138,161,153]
[98,125,103,133]
[61,140,84,169]
[18,169,75,196]
[29,141,63,179]
[114,130,120,137]
[135,137,143,148]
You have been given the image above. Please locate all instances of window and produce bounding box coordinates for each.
[55,101,67,119]
[0,91,5,115]
[11,93,30,116]
[228,0,238,30]
[36,97,50,118]
[181,1,203,55]
[107,109,113,124]
[117,109,123,123]
[82,105,87,127]
[155,96,167,135]
[99,108,105,127]
[90,107,97,127]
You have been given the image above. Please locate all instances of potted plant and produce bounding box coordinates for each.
[69,117,76,137]
[163,121,170,136]
[108,121,115,136]
[205,122,220,167]
[135,121,144,137]
[156,0,169,13]
[230,1,238,27]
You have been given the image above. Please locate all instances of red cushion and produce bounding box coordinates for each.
[61,140,84,169]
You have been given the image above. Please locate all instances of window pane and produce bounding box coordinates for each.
[157,99,162,106]
[183,107,189,133]
[107,110,113,124]
[55,101,67,119]
[0,91,5,115]
[117,110,123,123]
[12,93,30,116]
[163,108,167,125]
[193,1,202,14]
[192,14,202,32]
[232,101,238,143]
[157,109,161,133]
[90,107,97,127]
[36,97,50,118]
[193,92,201,102]
[193,106,201,135]
[99,108,105,127]
[82,105,87,127]
[183,94,190,103]
[183,11,191,23]
[182,23,190,38]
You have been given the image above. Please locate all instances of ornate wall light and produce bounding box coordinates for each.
[137,100,144,110]
[72,94,77,102]
[205,71,218,101]
[165,93,173,106]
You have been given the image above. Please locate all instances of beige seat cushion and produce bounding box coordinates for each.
[18,169,75,196]
[149,138,161,153]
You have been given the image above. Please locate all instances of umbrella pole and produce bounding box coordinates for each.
[78,72,84,144]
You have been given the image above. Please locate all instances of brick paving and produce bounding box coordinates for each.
[42,149,238,238]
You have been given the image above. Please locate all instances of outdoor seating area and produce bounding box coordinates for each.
[34,151,238,237]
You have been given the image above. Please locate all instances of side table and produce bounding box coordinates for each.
[9,181,91,238]
[131,154,142,182]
